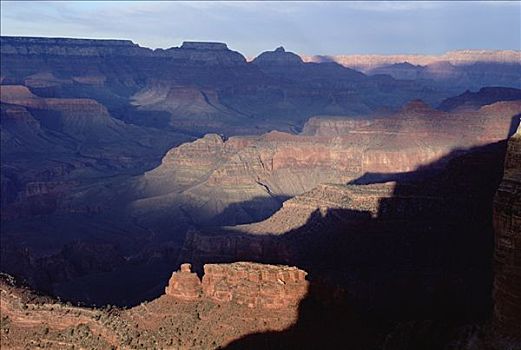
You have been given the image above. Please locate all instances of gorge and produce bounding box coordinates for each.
[0,36,520,348]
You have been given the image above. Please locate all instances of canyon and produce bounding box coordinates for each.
[1,36,521,348]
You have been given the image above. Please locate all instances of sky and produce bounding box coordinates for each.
[1,1,520,57]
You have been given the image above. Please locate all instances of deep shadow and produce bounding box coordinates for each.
[194,139,513,349]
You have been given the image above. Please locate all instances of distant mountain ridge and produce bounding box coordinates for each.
[302,49,521,71]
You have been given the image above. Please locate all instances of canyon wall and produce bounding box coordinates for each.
[493,124,521,338]
[165,262,308,309]
[132,100,520,227]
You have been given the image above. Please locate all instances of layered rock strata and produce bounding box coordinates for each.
[165,262,308,309]
[133,101,520,226]
[493,124,521,338]
[0,37,246,65]
[164,263,203,300]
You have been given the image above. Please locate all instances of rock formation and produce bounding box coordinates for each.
[0,37,246,66]
[131,100,520,227]
[0,84,191,220]
[4,36,519,140]
[176,135,516,328]
[165,262,308,309]
[0,265,307,349]
[252,46,304,66]
[493,123,521,338]
[164,263,203,300]
[2,36,521,339]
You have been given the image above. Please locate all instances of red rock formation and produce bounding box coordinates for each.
[165,263,202,300]
[134,101,520,226]
[165,262,309,309]
[493,124,521,339]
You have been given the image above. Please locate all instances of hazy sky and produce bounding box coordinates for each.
[1,1,520,57]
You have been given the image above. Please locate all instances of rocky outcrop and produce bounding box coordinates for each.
[163,41,246,66]
[165,262,308,309]
[0,268,304,349]
[0,36,150,56]
[176,138,513,327]
[165,263,202,300]
[252,46,303,66]
[493,124,521,338]
[180,42,228,51]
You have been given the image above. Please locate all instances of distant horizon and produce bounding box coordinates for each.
[2,34,520,59]
[1,1,520,57]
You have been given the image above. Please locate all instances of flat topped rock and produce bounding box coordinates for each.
[181,41,229,51]
[0,36,136,47]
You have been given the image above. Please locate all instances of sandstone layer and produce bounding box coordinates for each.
[131,100,521,227]
[0,262,308,349]
[177,134,515,328]
[0,37,246,66]
[165,262,308,309]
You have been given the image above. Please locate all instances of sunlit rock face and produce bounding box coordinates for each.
[165,262,309,309]
[132,100,520,227]
[0,263,308,349]
[165,263,202,300]
[493,124,521,339]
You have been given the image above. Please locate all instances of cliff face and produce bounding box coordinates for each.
[131,101,520,227]
[165,262,308,309]
[493,124,521,338]
[0,37,246,66]
[0,263,309,349]
[176,135,513,324]
[3,36,518,139]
